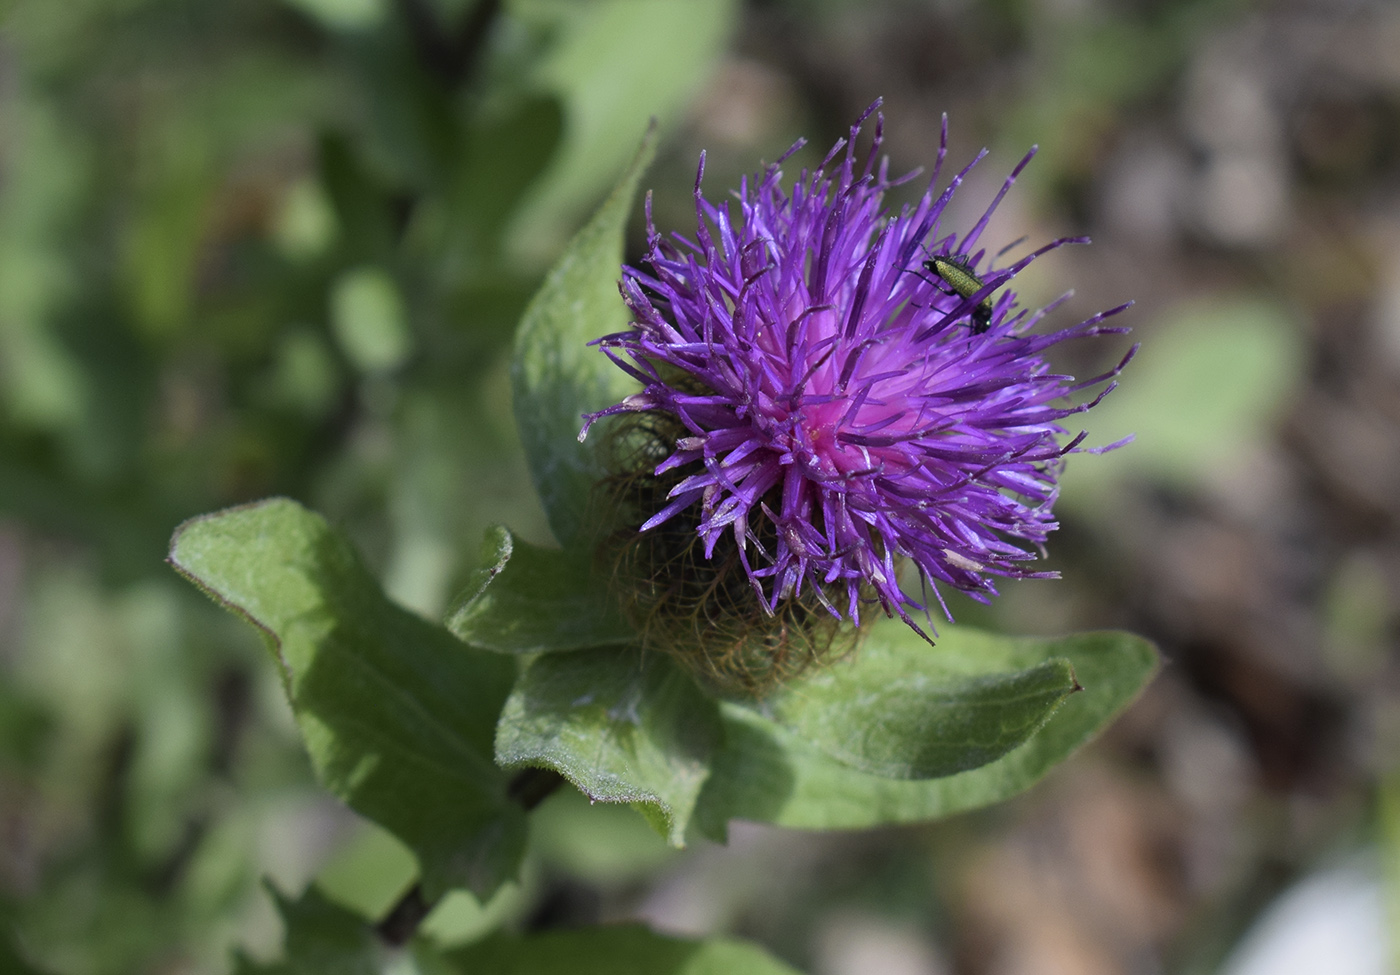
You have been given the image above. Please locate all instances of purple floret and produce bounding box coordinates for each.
[581,101,1134,638]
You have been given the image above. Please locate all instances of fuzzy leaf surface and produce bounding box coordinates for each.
[168,498,522,901]
[760,629,1080,779]
[444,924,801,975]
[511,127,655,550]
[495,648,719,847]
[695,627,1157,837]
[445,525,633,653]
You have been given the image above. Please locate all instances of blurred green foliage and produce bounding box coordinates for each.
[1058,297,1305,510]
[0,0,735,970]
[0,0,1381,970]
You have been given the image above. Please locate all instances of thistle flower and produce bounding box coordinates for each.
[581,101,1132,682]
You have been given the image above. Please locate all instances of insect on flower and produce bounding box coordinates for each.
[579,99,1134,690]
[922,253,996,334]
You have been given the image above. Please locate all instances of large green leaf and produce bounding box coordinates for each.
[233,887,379,975]
[494,648,719,847]
[445,525,634,653]
[510,126,655,550]
[443,924,802,975]
[759,624,1081,780]
[695,628,1157,838]
[168,498,523,901]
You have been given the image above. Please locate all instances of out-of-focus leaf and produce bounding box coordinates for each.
[16,564,131,748]
[0,683,53,772]
[510,0,738,261]
[445,525,633,653]
[273,179,339,261]
[318,132,401,264]
[494,647,719,846]
[418,884,527,950]
[281,0,388,31]
[122,583,211,861]
[443,924,803,975]
[124,138,211,342]
[452,94,564,262]
[261,329,341,419]
[168,498,523,900]
[695,628,1157,838]
[1060,297,1304,508]
[760,624,1081,780]
[528,785,676,885]
[121,54,325,344]
[343,17,468,193]
[510,126,654,549]
[0,91,88,436]
[232,886,377,975]
[330,267,413,373]
[314,821,418,922]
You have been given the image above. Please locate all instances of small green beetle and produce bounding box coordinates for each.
[924,254,995,334]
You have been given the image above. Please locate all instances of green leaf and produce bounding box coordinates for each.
[329,266,413,374]
[510,126,656,550]
[529,786,677,885]
[314,822,419,924]
[443,925,802,975]
[511,0,739,260]
[233,886,378,975]
[1059,296,1304,509]
[494,648,719,847]
[453,94,564,263]
[445,525,634,653]
[168,498,523,901]
[695,627,1157,837]
[760,625,1081,779]
[318,131,399,265]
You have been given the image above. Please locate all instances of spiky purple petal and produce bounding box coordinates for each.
[582,101,1133,635]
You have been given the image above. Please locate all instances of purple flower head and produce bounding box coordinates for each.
[581,102,1133,644]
